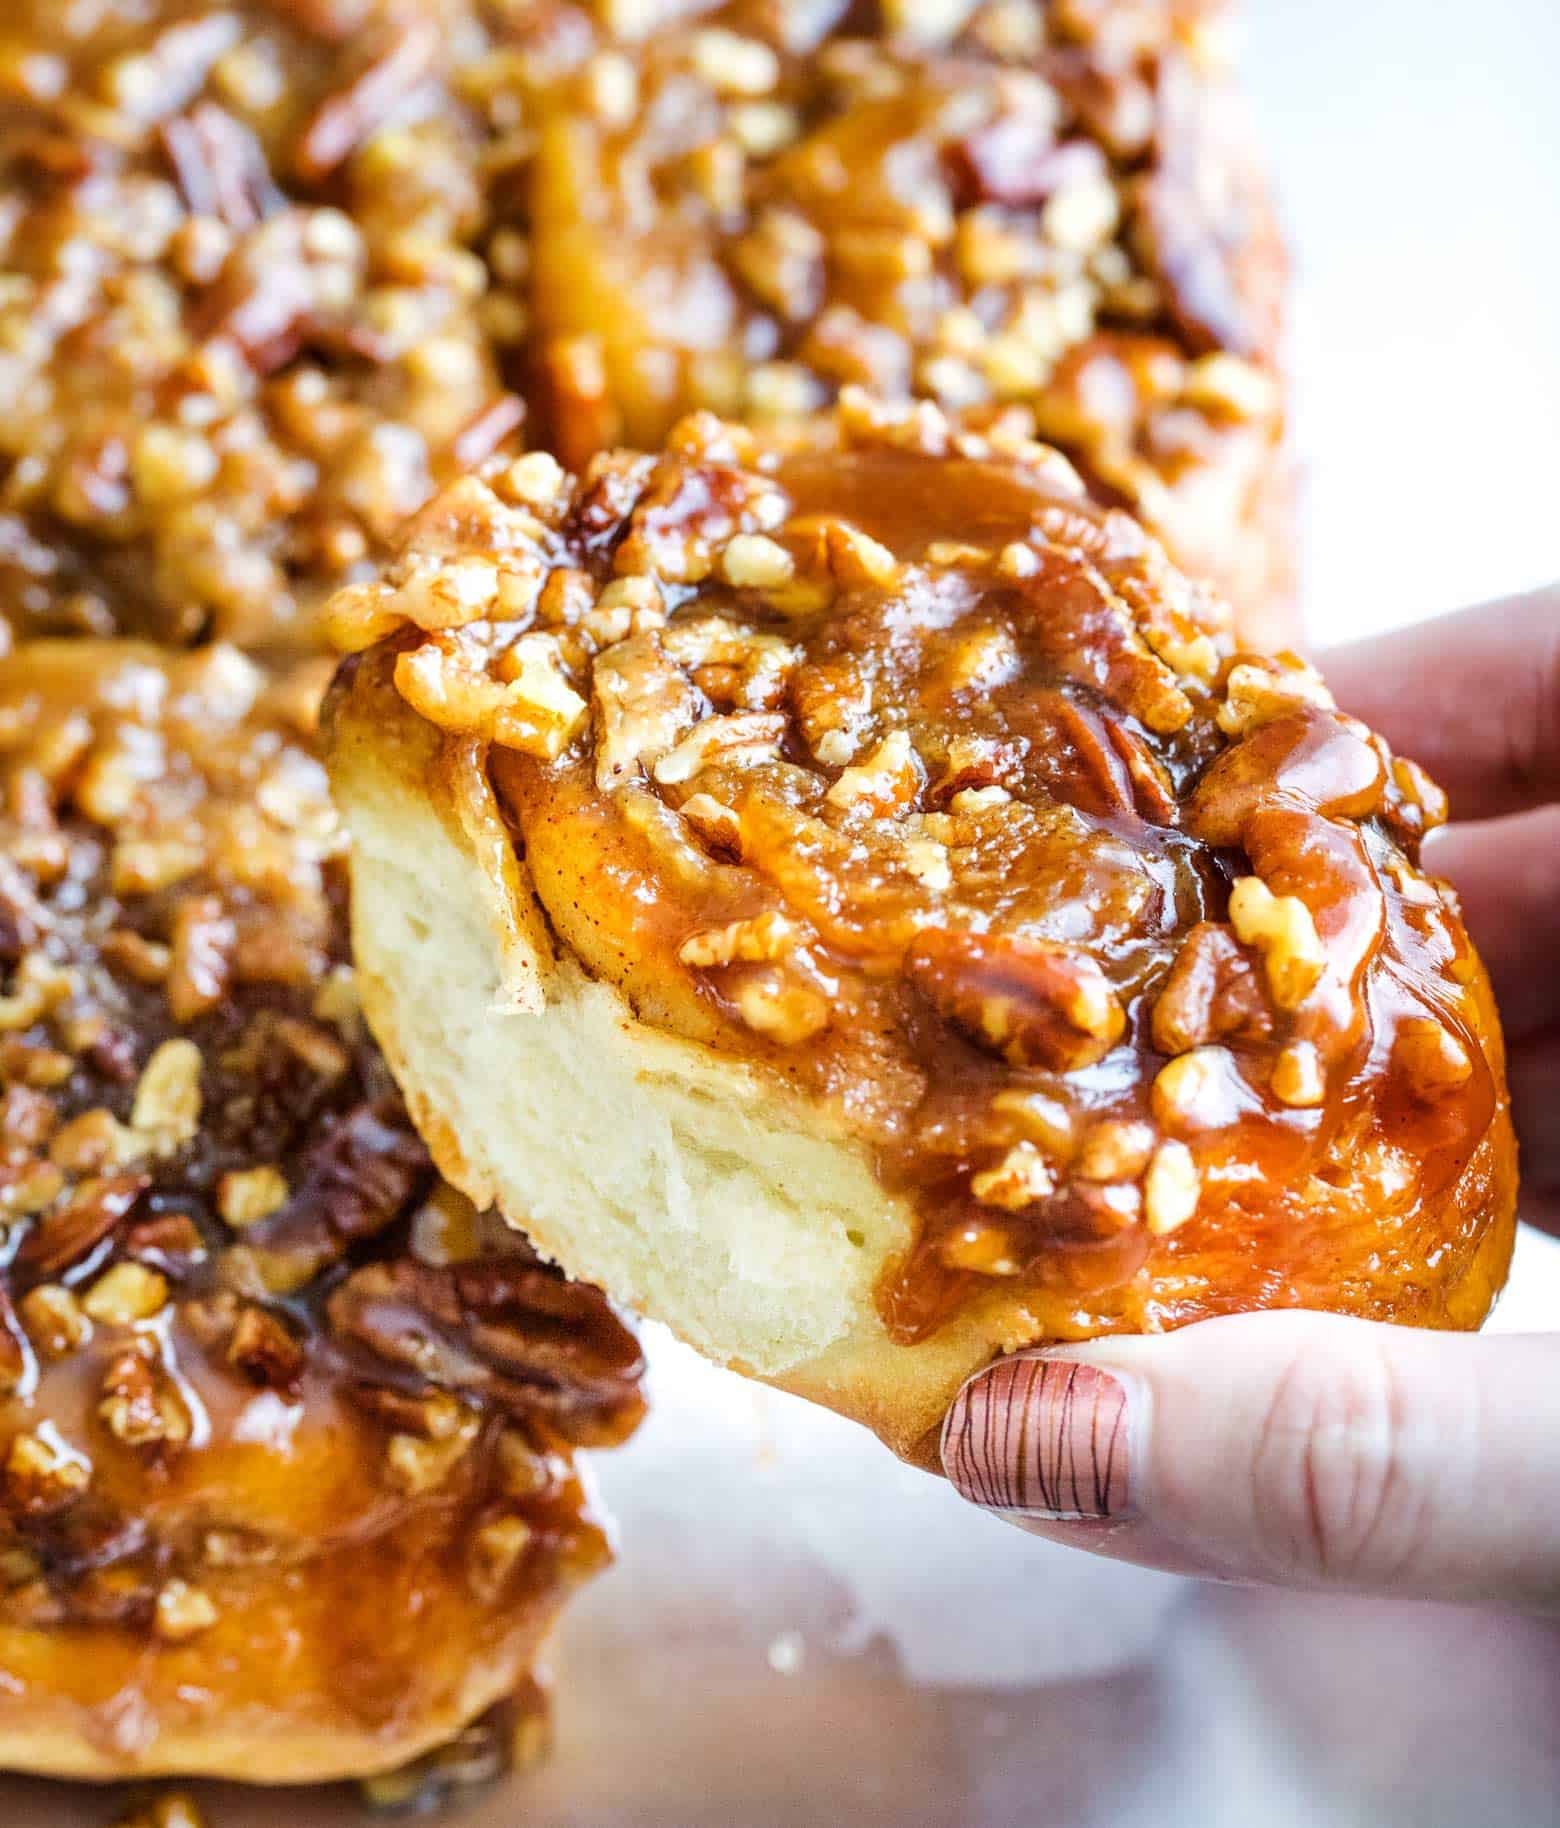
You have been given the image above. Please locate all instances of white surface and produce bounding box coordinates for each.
[10,3,1560,1823]
[1245,0,1560,641]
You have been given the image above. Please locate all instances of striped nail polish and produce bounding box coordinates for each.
[941,1357,1136,1520]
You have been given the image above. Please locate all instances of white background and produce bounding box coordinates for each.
[1247,0,1560,640]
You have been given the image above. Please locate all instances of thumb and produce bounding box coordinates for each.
[941,1312,1560,1610]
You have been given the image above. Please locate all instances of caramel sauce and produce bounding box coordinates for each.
[522,0,1291,632]
[0,0,520,651]
[353,400,1515,1354]
[0,641,643,1750]
[0,0,1291,654]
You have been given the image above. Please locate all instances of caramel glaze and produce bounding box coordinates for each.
[0,0,1292,655]
[0,641,642,1770]
[522,0,1291,635]
[0,0,522,651]
[337,396,1515,1351]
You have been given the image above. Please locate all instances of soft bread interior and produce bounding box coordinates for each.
[330,655,1031,1465]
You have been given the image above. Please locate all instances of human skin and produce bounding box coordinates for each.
[942,591,1560,1609]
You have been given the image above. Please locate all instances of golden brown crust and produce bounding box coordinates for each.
[0,640,643,1780]
[325,399,1516,1463]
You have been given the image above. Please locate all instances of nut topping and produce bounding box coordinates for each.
[1227,876,1325,1011]
[971,1143,1055,1212]
[907,930,1126,1073]
[1143,1140,1199,1236]
[83,1263,170,1327]
[0,639,643,1656]
[153,1577,218,1642]
[5,1429,90,1516]
[131,1039,204,1142]
[348,394,1504,1345]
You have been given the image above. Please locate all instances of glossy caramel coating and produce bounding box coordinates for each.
[520,0,1290,636]
[0,641,643,1779]
[0,0,1292,656]
[332,395,1515,1351]
[0,0,525,651]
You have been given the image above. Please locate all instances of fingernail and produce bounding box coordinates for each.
[941,1356,1137,1520]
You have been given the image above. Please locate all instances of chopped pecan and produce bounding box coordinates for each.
[19,1284,90,1360]
[99,1347,190,1449]
[350,1384,468,1440]
[970,1143,1054,1212]
[130,1038,204,1141]
[16,1172,149,1278]
[122,1213,207,1276]
[83,1262,169,1325]
[166,897,235,1026]
[159,102,282,230]
[1394,1015,1474,1101]
[217,1166,289,1228]
[678,911,796,969]
[948,128,1099,211]
[227,1306,306,1393]
[1271,1040,1325,1109]
[154,1578,218,1642]
[466,1514,533,1604]
[0,1160,64,1222]
[385,1417,479,1496]
[0,1085,56,1150]
[294,19,441,183]
[931,734,1022,804]
[4,1429,90,1516]
[1227,876,1325,1011]
[49,1108,149,1174]
[907,929,1126,1072]
[1143,1139,1200,1235]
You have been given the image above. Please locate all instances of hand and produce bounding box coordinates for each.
[941,590,1560,1609]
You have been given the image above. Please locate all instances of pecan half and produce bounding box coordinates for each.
[231,1098,429,1290]
[907,929,1126,1072]
[1150,922,1271,1057]
[16,1172,149,1278]
[329,1253,645,1447]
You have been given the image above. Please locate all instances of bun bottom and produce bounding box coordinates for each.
[0,1508,565,1784]
[328,654,1515,1470]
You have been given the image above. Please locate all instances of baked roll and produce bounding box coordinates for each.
[0,0,1294,657]
[0,0,525,650]
[325,396,1516,1469]
[521,0,1293,640]
[0,641,644,1782]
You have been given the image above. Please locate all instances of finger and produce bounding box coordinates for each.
[1425,805,1560,1038]
[942,1314,1560,1609]
[1319,588,1560,821]
[1510,1030,1560,1235]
